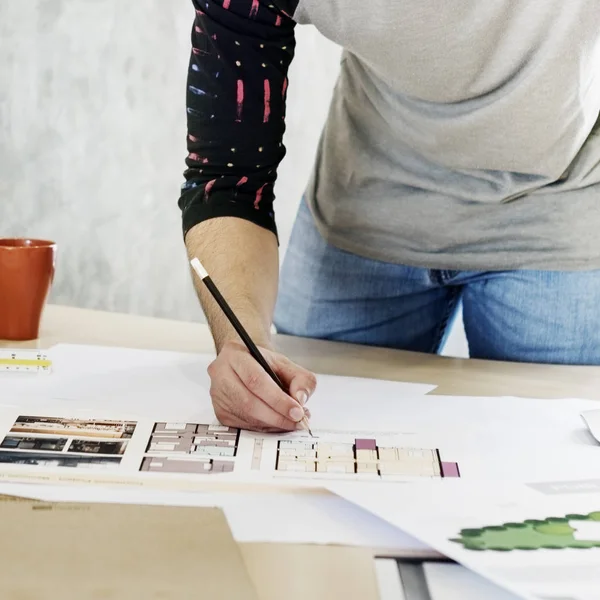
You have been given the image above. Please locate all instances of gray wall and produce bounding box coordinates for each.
[0,0,468,356]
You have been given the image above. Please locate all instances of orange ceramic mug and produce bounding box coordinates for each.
[0,239,57,340]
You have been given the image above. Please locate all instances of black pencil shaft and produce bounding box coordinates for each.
[203,276,286,391]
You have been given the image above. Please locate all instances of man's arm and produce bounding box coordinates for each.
[179,0,316,432]
[180,0,296,349]
[185,216,278,353]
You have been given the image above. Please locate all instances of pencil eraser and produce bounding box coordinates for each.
[190,257,208,279]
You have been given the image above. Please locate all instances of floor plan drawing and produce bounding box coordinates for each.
[0,412,462,485]
[139,422,240,475]
[255,434,461,481]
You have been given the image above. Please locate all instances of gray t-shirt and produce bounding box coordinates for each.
[293,0,600,270]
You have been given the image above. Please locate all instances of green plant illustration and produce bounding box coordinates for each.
[450,512,600,551]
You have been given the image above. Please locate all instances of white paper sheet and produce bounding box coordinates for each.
[330,479,600,600]
[0,343,442,552]
[241,394,600,486]
[0,343,437,418]
[0,482,434,555]
[580,410,600,444]
[1,344,600,490]
[0,344,215,420]
[0,397,597,490]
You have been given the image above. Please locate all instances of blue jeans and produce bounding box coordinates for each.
[274,198,600,365]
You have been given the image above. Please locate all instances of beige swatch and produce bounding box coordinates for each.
[241,542,381,600]
[0,502,258,600]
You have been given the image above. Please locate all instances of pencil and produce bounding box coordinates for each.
[190,257,313,436]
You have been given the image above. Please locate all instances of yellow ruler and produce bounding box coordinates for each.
[0,350,52,373]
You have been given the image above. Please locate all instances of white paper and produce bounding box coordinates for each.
[0,344,215,420]
[0,343,437,418]
[0,481,433,554]
[581,410,600,444]
[248,394,600,485]
[330,479,600,600]
[1,344,600,489]
[0,410,460,489]
[0,400,597,490]
[0,342,439,554]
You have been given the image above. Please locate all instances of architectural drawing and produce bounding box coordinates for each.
[272,437,460,480]
[140,422,239,475]
[0,413,462,485]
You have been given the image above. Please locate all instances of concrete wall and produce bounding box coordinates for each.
[0,0,468,356]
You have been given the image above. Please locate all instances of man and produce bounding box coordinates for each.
[179,1,600,432]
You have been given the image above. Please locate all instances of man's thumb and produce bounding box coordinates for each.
[287,371,317,406]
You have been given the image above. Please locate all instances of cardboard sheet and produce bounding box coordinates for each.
[0,500,258,599]
[241,543,381,600]
[0,492,387,599]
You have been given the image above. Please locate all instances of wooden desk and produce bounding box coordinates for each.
[3,304,598,599]
[5,304,600,400]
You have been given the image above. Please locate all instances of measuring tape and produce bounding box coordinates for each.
[0,350,52,374]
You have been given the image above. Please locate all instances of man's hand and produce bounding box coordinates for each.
[208,340,317,432]
[185,217,311,431]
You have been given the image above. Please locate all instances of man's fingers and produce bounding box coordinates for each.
[213,408,290,434]
[229,352,305,422]
[218,395,298,432]
[274,356,317,407]
[207,341,315,433]
[212,367,300,431]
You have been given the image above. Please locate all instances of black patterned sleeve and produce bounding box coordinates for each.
[178,0,299,241]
